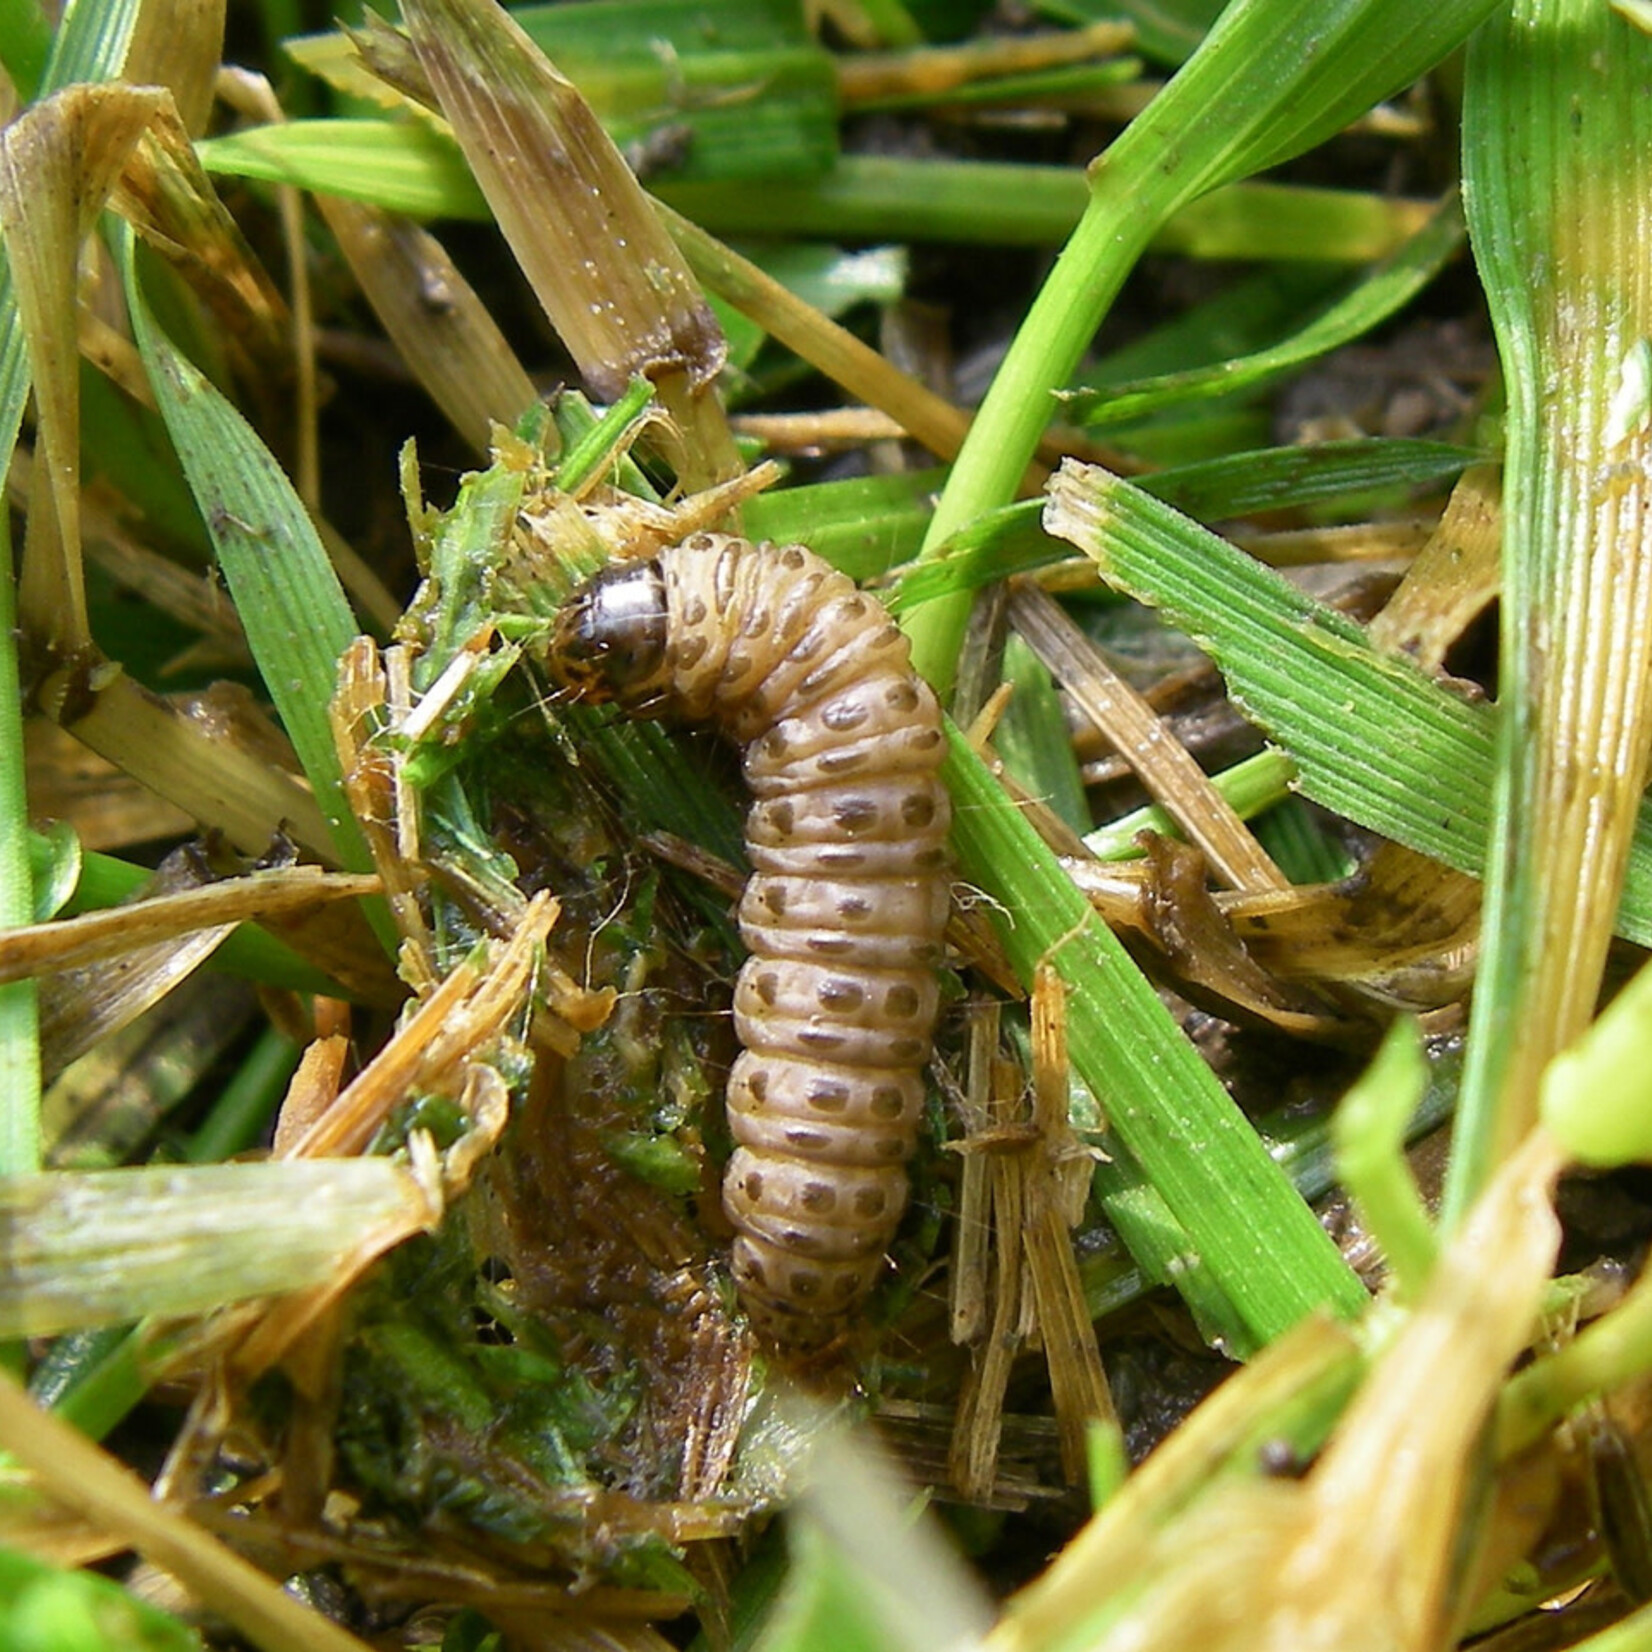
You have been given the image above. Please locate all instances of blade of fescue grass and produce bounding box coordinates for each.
[38,0,141,91]
[1442,0,1652,1222]
[906,0,1505,695]
[657,161,1433,257]
[119,228,382,901]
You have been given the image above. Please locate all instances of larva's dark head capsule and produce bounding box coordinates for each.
[548,560,672,709]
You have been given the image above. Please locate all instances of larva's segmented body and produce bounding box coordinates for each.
[547,533,950,1344]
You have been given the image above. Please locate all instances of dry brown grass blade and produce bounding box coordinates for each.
[399,0,740,485]
[38,924,238,1083]
[1093,839,1363,1040]
[1026,965,1117,1481]
[111,101,291,377]
[0,866,380,984]
[948,996,999,1348]
[0,82,167,660]
[836,20,1135,104]
[1231,841,1481,1011]
[1008,580,1289,891]
[126,0,226,137]
[1367,464,1501,670]
[23,717,194,849]
[286,890,564,1162]
[946,976,1112,1496]
[658,200,977,468]
[43,665,334,857]
[317,194,537,454]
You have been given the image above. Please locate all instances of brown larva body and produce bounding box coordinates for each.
[548,533,950,1344]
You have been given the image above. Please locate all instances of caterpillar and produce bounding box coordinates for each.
[547,533,951,1345]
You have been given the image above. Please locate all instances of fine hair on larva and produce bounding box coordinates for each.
[546,532,951,1345]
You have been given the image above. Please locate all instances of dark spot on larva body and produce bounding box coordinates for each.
[817,978,865,1011]
[902,792,937,827]
[816,848,866,870]
[821,698,869,732]
[833,797,880,833]
[550,533,951,1345]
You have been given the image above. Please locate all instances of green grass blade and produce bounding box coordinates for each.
[1445,0,1652,1220]
[198,119,489,219]
[119,231,379,890]
[0,0,51,100]
[659,161,1430,256]
[39,0,141,92]
[1063,194,1464,429]
[197,121,1430,260]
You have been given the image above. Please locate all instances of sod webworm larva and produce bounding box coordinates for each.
[547,533,950,1344]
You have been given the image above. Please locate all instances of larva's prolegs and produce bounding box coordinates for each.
[548,533,950,1344]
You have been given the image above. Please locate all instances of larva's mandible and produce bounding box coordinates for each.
[548,533,950,1344]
